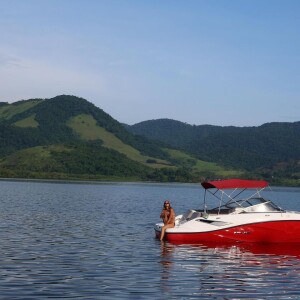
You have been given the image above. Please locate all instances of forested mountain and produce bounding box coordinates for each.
[128,119,300,185]
[0,96,166,159]
[0,96,298,185]
[0,95,181,181]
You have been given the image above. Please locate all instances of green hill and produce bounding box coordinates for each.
[66,114,170,168]
[128,119,300,186]
[0,95,240,182]
[0,95,298,185]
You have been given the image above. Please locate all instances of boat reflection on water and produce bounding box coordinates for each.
[161,241,300,266]
[158,240,300,298]
[187,241,300,258]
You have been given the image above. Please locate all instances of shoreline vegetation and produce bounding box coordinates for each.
[0,175,299,187]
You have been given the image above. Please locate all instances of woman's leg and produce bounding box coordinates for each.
[160,223,174,241]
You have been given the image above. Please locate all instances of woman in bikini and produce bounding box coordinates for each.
[159,200,175,241]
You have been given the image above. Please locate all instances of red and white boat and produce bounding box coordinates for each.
[155,179,300,243]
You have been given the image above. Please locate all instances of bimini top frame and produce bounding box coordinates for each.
[201,179,269,213]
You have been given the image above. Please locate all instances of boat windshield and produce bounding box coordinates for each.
[217,197,284,213]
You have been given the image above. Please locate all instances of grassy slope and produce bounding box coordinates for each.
[0,145,140,181]
[14,114,39,128]
[66,114,172,168]
[0,100,42,120]
[166,149,243,178]
[0,145,67,169]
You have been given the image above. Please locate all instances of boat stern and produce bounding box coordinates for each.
[154,222,163,239]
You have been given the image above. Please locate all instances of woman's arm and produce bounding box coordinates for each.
[167,208,175,224]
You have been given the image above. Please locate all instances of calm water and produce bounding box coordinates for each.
[0,180,299,299]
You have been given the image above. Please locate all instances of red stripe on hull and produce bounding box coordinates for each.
[156,221,300,243]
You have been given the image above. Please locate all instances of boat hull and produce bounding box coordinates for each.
[155,220,300,244]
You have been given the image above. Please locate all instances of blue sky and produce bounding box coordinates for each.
[0,0,299,126]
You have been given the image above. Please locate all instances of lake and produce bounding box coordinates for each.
[0,180,299,299]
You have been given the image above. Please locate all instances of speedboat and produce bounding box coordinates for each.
[155,179,300,243]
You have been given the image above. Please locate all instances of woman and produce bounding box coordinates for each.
[159,200,175,241]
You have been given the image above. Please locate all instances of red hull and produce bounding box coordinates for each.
[156,221,300,243]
